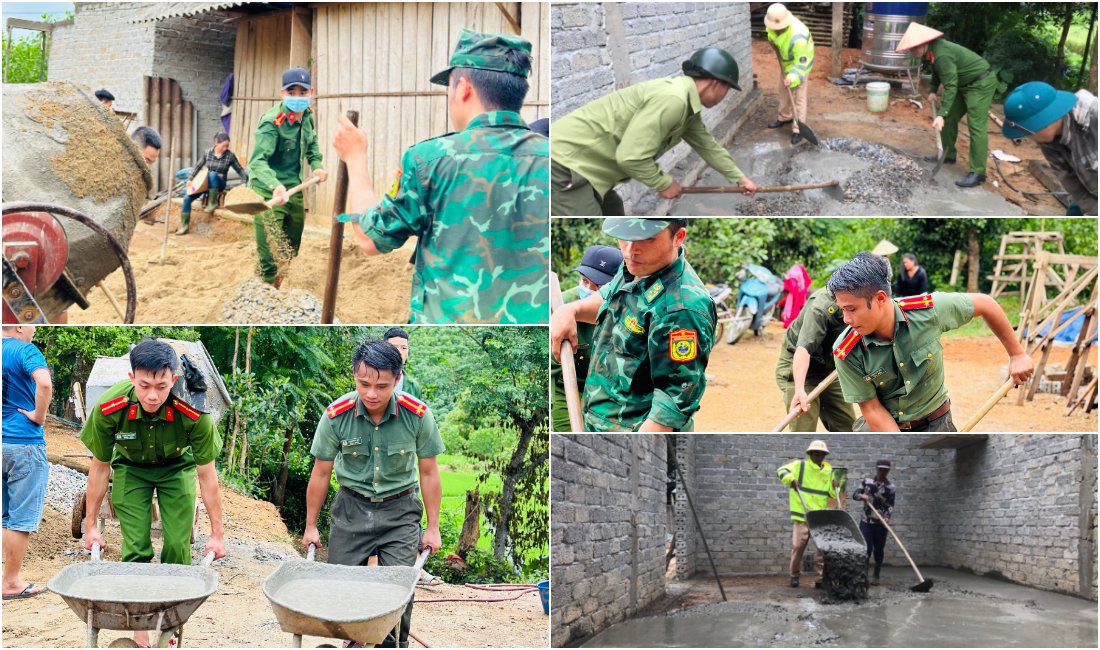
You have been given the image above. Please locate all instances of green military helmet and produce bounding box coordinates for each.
[1002,81,1077,139]
[602,218,676,242]
[430,28,533,86]
[682,48,741,91]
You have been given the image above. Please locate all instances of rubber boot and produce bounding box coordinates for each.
[205,189,220,213]
[872,563,882,585]
[175,210,190,235]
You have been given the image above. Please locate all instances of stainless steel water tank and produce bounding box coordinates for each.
[860,2,929,72]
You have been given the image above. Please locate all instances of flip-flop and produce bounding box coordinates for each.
[2,583,46,600]
[417,572,442,586]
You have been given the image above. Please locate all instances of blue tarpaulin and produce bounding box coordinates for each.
[1033,306,1099,345]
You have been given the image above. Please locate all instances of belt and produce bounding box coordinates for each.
[898,399,950,430]
[346,486,417,504]
[975,68,992,82]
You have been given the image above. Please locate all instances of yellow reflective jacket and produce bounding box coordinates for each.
[777,457,837,522]
[767,16,815,89]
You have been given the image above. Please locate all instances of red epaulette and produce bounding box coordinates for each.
[397,394,427,418]
[898,294,934,311]
[833,329,862,361]
[99,395,129,416]
[273,112,287,127]
[172,398,201,421]
[326,397,356,419]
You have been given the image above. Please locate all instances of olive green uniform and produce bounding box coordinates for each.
[80,380,222,565]
[551,76,745,216]
[927,39,997,175]
[551,285,595,432]
[584,250,717,431]
[832,292,974,431]
[775,288,856,432]
[311,390,444,647]
[248,102,324,283]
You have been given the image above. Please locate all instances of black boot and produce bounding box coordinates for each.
[924,154,955,164]
[790,576,799,588]
[791,133,803,145]
[768,119,793,129]
[872,563,882,585]
[955,172,986,188]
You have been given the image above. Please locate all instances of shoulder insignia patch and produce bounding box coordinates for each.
[172,399,201,421]
[833,329,862,361]
[388,169,403,199]
[100,395,129,416]
[326,398,356,419]
[898,294,934,311]
[669,329,698,363]
[644,280,664,304]
[273,112,287,127]
[397,393,427,418]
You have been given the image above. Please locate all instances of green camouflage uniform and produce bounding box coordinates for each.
[248,102,324,282]
[81,379,222,565]
[340,29,549,325]
[832,292,974,431]
[583,219,717,431]
[775,288,856,432]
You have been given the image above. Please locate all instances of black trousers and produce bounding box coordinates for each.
[860,519,889,564]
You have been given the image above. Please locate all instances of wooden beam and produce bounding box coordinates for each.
[831,2,844,75]
[5,17,54,32]
[918,434,989,449]
[495,2,521,34]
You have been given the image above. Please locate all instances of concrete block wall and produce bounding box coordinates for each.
[551,434,667,648]
[1086,434,1097,601]
[551,2,754,214]
[673,434,697,579]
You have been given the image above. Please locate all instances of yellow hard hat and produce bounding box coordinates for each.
[806,440,830,454]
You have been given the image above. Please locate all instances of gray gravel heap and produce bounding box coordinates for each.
[45,462,88,513]
[221,278,327,324]
[818,137,926,214]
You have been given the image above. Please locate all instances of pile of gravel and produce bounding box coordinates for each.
[45,463,88,513]
[818,137,926,214]
[221,278,327,324]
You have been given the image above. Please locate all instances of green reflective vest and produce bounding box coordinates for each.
[777,457,837,522]
[767,16,815,89]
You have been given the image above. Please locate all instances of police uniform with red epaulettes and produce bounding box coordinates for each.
[831,292,976,432]
[309,390,444,647]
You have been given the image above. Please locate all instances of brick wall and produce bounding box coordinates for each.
[551,2,755,214]
[551,434,667,647]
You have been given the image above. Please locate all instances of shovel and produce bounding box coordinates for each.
[550,271,585,432]
[772,371,838,431]
[683,179,842,198]
[222,176,323,215]
[959,378,1016,432]
[863,498,934,592]
[787,86,819,146]
[928,96,945,181]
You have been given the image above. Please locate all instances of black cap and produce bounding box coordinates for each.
[876,459,892,469]
[95,89,115,102]
[282,68,312,90]
[575,245,624,286]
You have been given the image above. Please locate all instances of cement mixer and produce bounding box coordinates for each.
[2,81,150,323]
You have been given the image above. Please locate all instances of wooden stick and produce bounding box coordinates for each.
[321,110,358,324]
[1066,376,1098,416]
[959,379,1016,432]
[551,272,585,433]
[96,282,125,322]
[682,180,838,194]
[772,371,838,432]
[159,137,177,265]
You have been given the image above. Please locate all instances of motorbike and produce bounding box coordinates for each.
[726,264,784,344]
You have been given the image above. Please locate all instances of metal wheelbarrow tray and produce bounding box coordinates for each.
[47,547,217,647]
[806,508,863,547]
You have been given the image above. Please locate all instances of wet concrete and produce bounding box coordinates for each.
[669,130,1025,216]
[580,567,1097,647]
[813,524,869,602]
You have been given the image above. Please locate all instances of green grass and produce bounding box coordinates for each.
[944,294,1022,338]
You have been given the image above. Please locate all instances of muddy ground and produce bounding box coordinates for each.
[67,198,414,325]
[581,568,1097,647]
[667,41,1068,217]
[696,320,1098,432]
[2,422,548,648]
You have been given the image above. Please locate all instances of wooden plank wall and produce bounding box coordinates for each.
[144,76,196,198]
[306,2,550,215]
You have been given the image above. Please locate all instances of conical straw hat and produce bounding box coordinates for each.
[896,22,944,52]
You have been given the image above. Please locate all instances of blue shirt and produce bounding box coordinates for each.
[2,337,49,444]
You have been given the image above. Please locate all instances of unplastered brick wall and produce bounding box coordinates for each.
[551,434,667,647]
[551,2,754,214]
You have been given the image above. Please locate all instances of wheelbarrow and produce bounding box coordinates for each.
[47,544,218,648]
[793,483,863,549]
[263,545,430,648]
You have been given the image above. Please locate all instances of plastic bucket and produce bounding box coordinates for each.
[867,82,891,112]
[537,579,549,614]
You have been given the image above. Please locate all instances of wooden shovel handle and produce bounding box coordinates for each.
[772,371,838,432]
[959,379,1016,432]
[266,175,323,207]
[551,272,585,433]
[683,180,839,194]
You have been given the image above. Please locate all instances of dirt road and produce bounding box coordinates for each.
[2,423,547,648]
[697,320,1097,432]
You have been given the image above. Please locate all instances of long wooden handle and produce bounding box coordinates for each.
[787,87,801,135]
[959,379,1016,432]
[322,110,358,324]
[265,175,323,207]
[551,272,585,433]
[683,180,839,194]
[865,498,925,582]
[772,371,838,432]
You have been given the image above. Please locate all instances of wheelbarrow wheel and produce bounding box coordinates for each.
[72,491,87,539]
[107,638,140,648]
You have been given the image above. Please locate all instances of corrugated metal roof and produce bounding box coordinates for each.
[129,2,248,24]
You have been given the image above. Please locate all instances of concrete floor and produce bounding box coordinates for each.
[580,567,1097,647]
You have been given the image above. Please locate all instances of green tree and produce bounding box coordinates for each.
[1,11,71,83]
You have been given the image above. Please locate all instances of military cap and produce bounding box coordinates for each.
[282,68,311,90]
[430,28,532,86]
[602,218,683,242]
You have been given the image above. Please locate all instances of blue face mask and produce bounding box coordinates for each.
[577,283,594,300]
[284,96,310,113]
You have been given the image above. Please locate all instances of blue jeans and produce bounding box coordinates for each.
[860,519,889,564]
[182,171,227,213]
[2,443,48,532]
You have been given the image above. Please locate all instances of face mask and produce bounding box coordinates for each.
[577,283,594,300]
[284,96,310,112]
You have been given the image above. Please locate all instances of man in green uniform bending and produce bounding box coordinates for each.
[248,67,328,287]
[551,219,716,432]
[896,23,996,188]
[304,340,443,648]
[81,340,226,647]
[827,252,1034,432]
[333,29,549,325]
[775,288,856,431]
[551,47,758,216]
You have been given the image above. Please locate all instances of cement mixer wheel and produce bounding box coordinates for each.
[2,202,137,323]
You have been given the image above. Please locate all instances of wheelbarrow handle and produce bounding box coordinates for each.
[91,543,101,562]
[414,548,431,572]
[306,544,317,562]
[203,550,216,567]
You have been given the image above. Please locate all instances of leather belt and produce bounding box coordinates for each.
[346,486,416,504]
[975,69,992,81]
[898,399,950,430]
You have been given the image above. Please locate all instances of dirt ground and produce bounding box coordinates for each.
[68,199,414,325]
[2,422,548,648]
[695,319,1098,432]
[740,41,1068,215]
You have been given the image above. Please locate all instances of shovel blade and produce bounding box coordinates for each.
[795,120,820,146]
[220,202,269,215]
[910,579,934,593]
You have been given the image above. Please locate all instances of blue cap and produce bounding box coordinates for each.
[575,245,624,286]
[282,68,312,90]
[1002,81,1076,139]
